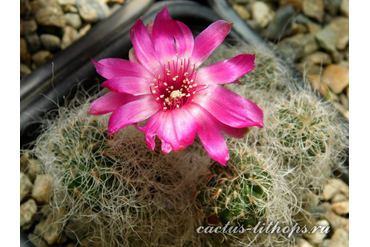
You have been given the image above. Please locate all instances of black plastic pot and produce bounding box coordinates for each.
[20,1,348,246]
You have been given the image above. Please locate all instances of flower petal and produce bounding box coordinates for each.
[135,114,158,151]
[194,84,264,128]
[152,6,177,62]
[188,106,229,165]
[196,54,255,84]
[175,21,194,58]
[152,6,194,62]
[88,92,137,115]
[130,19,161,75]
[101,77,150,96]
[92,58,151,79]
[138,105,198,152]
[192,21,232,67]
[161,140,173,154]
[108,95,160,135]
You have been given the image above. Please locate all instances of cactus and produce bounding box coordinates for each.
[240,55,275,90]
[277,100,330,158]
[24,40,348,247]
[196,152,272,227]
[52,117,117,211]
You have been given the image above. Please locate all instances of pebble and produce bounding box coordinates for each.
[297,62,321,76]
[62,4,79,13]
[340,0,349,17]
[27,158,42,182]
[333,102,349,120]
[322,64,349,94]
[277,33,318,62]
[20,172,33,202]
[64,12,82,29]
[20,0,32,15]
[324,209,349,231]
[23,19,38,35]
[232,5,251,20]
[65,244,76,247]
[58,0,77,4]
[40,34,61,51]
[28,233,49,247]
[286,23,308,36]
[338,93,349,109]
[302,51,332,66]
[296,237,314,247]
[32,50,53,67]
[34,208,67,245]
[329,17,349,50]
[323,0,342,15]
[322,178,348,201]
[20,38,31,64]
[76,0,111,23]
[20,199,37,228]
[20,63,32,79]
[20,18,24,35]
[105,0,125,3]
[344,221,349,233]
[25,32,41,53]
[279,0,302,12]
[251,1,275,28]
[315,26,337,53]
[234,0,249,4]
[265,5,295,40]
[295,13,313,25]
[330,50,344,63]
[306,22,321,34]
[302,0,325,23]
[31,0,66,28]
[32,174,52,204]
[329,228,349,247]
[79,24,92,36]
[61,25,80,49]
[304,219,329,245]
[307,75,328,96]
[345,86,349,100]
[331,192,348,203]
[331,200,349,215]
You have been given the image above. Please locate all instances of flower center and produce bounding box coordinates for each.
[150,56,207,110]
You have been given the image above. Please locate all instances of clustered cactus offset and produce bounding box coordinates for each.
[196,152,272,228]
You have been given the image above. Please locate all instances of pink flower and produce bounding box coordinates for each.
[89,6,263,165]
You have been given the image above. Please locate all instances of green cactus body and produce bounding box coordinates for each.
[277,100,330,158]
[51,117,117,211]
[197,153,272,227]
[242,56,275,90]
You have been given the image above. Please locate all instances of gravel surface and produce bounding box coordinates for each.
[229,0,349,120]
[20,0,127,79]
